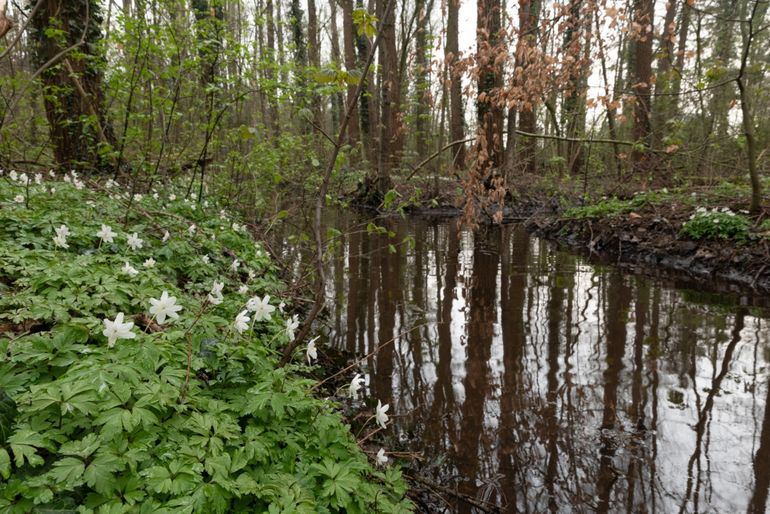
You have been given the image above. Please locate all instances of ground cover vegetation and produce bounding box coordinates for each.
[0,173,411,512]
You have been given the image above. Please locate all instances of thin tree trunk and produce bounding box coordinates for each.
[342,0,361,146]
[413,0,434,161]
[329,0,345,133]
[447,0,466,169]
[516,0,541,174]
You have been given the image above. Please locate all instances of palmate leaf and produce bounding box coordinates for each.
[48,457,85,488]
[8,429,47,467]
[83,452,124,495]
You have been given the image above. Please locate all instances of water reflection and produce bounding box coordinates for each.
[322,216,770,513]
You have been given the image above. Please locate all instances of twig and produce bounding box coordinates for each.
[405,474,502,513]
[313,322,427,390]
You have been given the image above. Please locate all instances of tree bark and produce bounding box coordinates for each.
[341,0,361,146]
[376,0,402,180]
[629,0,655,172]
[476,0,504,169]
[413,0,433,161]
[30,0,116,171]
[516,0,541,174]
[446,0,466,169]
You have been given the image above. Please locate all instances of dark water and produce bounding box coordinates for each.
[302,214,770,513]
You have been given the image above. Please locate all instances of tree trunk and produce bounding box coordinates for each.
[561,0,591,174]
[737,0,762,213]
[516,0,541,174]
[629,0,655,173]
[413,0,434,161]
[476,0,504,170]
[358,0,379,160]
[329,0,345,133]
[342,0,361,146]
[265,0,280,137]
[446,0,466,169]
[376,0,402,181]
[652,0,678,144]
[30,0,116,171]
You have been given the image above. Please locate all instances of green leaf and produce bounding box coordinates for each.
[84,452,124,494]
[0,448,10,480]
[49,457,85,487]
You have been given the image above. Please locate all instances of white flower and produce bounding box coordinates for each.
[188,224,196,235]
[63,174,71,183]
[55,225,70,238]
[143,257,156,268]
[19,173,29,185]
[97,224,116,244]
[202,255,210,264]
[162,230,170,243]
[234,310,250,333]
[168,194,177,201]
[126,232,144,250]
[49,187,56,194]
[9,170,18,181]
[376,448,388,467]
[122,262,139,277]
[149,290,183,324]
[34,173,42,185]
[207,281,224,305]
[238,285,249,294]
[14,194,24,204]
[53,234,69,248]
[230,259,240,272]
[102,313,136,347]
[306,336,319,364]
[349,373,365,398]
[278,301,286,313]
[134,193,143,201]
[48,170,55,177]
[375,400,389,429]
[105,178,118,189]
[247,295,275,322]
[285,315,300,340]
[153,192,159,200]
[232,222,241,232]
[247,269,256,280]
[74,179,84,190]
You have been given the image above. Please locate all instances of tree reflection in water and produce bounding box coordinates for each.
[319,215,770,513]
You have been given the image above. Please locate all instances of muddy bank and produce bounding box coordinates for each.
[526,205,770,299]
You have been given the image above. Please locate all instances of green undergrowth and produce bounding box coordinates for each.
[564,190,678,219]
[0,173,411,513]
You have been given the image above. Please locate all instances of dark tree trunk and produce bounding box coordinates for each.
[516,0,541,174]
[446,0,466,168]
[342,0,361,146]
[375,0,401,185]
[413,0,434,161]
[476,0,504,170]
[30,0,116,171]
[630,0,655,172]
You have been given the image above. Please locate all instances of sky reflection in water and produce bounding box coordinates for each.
[311,215,769,513]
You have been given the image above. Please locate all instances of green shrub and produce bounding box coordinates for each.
[680,207,751,241]
[0,173,411,513]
